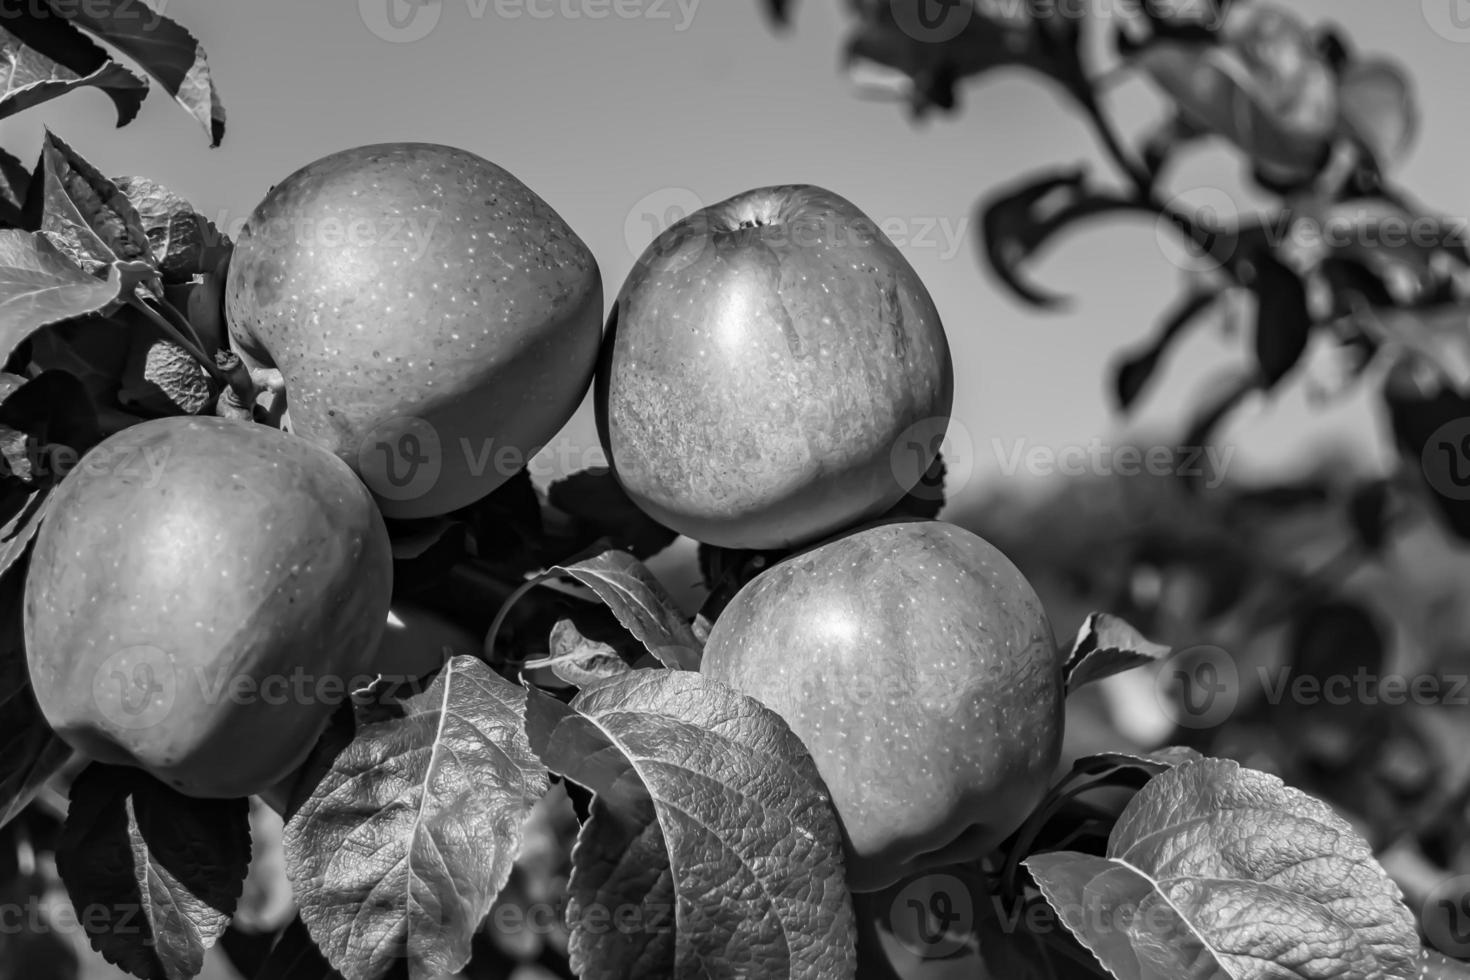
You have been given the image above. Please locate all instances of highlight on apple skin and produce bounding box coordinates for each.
[22,416,393,800]
[225,142,604,520]
[701,520,1064,894]
[596,184,954,550]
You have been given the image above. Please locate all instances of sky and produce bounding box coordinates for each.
[8,0,1470,515]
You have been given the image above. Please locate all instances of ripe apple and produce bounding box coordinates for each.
[701,520,1062,892]
[225,142,603,519]
[596,184,953,549]
[24,416,392,799]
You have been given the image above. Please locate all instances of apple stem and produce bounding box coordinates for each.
[214,350,260,421]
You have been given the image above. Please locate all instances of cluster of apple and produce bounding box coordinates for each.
[22,143,1063,893]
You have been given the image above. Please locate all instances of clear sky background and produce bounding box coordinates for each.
[8,0,1470,509]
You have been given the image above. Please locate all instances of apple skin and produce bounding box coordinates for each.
[23,416,392,799]
[226,142,603,519]
[596,184,953,549]
[701,520,1062,893]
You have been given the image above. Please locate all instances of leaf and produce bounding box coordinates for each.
[1347,479,1392,552]
[524,671,857,980]
[284,656,549,980]
[0,147,34,229]
[57,764,251,980]
[251,917,344,980]
[528,617,634,688]
[0,18,147,126]
[0,574,70,829]
[543,550,702,671]
[118,330,215,415]
[546,468,677,560]
[1025,758,1421,980]
[40,129,153,275]
[1250,249,1311,387]
[0,229,126,359]
[1287,599,1386,689]
[1384,379,1470,540]
[0,369,104,489]
[1179,371,1258,492]
[0,487,49,580]
[113,176,229,282]
[64,0,226,146]
[763,0,794,27]
[1359,306,1470,397]
[842,0,1083,117]
[979,169,1144,308]
[1132,7,1337,178]
[1114,291,1218,411]
[1064,613,1172,695]
[1338,58,1417,171]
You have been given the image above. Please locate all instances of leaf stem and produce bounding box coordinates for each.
[125,294,228,386]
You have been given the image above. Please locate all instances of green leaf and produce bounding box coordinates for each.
[40,129,154,276]
[1251,250,1312,387]
[979,169,1144,309]
[0,230,127,361]
[1338,58,1417,172]
[0,19,147,125]
[0,148,36,229]
[0,574,70,830]
[1025,758,1421,980]
[545,467,677,560]
[57,764,251,980]
[543,549,703,670]
[113,175,231,282]
[250,917,343,980]
[529,617,633,688]
[1113,291,1218,412]
[284,656,549,980]
[1063,612,1172,695]
[63,0,226,146]
[525,671,856,980]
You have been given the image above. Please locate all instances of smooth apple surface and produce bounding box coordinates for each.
[701,520,1062,892]
[24,416,392,798]
[226,142,603,519]
[597,184,953,549]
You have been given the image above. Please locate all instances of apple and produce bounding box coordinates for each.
[596,184,953,549]
[225,142,603,519]
[23,416,393,799]
[701,520,1063,893]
